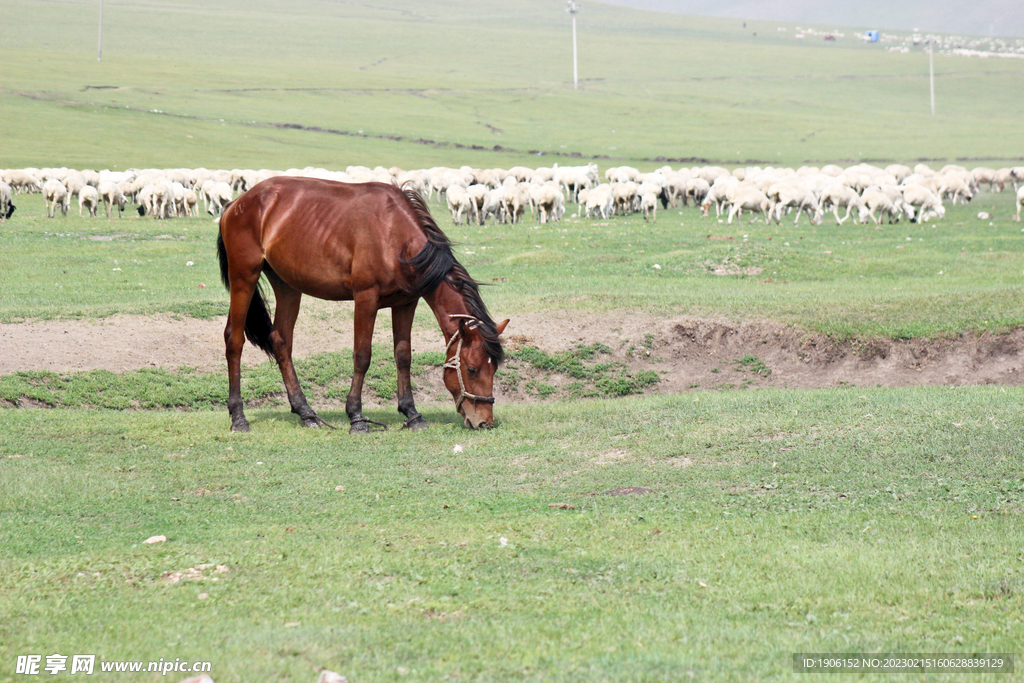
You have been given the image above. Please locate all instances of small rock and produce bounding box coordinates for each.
[499,537,508,547]
[977,212,990,220]
[453,444,463,454]
[652,264,661,269]
[316,672,348,683]
[197,283,206,289]
[186,261,194,267]
[143,535,167,545]
[334,485,345,492]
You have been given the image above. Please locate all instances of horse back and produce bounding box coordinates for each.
[221,177,428,303]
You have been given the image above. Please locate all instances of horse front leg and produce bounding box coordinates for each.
[392,301,427,430]
[346,289,379,434]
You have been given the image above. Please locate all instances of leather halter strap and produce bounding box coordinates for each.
[443,314,495,413]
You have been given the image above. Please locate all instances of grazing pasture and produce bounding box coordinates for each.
[3,1,1024,681]
[1,0,1024,169]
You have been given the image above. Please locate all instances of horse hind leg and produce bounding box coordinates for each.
[392,301,427,430]
[265,272,332,429]
[224,275,258,432]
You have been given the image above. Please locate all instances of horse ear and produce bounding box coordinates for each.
[495,319,509,335]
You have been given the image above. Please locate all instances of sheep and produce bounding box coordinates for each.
[43,178,70,217]
[531,183,564,224]
[205,181,234,217]
[445,185,473,225]
[463,184,490,225]
[726,187,770,224]
[1011,167,1024,193]
[1016,186,1024,222]
[78,185,100,217]
[936,173,973,205]
[701,178,737,218]
[611,181,638,216]
[768,183,820,225]
[0,182,13,221]
[499,185,527,224]
[184,189,199,217]
[639,192,658,221]
[687,177,711,208]
[4,169,42,194]
[860,189,901,225]
[900,185,945,222]
[62,172,88,198]
[970,167,1002,192]
[585,184,614,219]
[149,181,175,219]
[97,181,126,218]
[819,184,867,225]
[479,187,504,224]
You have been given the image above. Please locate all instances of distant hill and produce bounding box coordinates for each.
[596,0,1024,37]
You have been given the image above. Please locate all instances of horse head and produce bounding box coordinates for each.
[443,316,508,429]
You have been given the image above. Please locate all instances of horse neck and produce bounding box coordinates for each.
[423,280,470,343]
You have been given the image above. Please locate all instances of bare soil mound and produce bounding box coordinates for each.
[3,310,1023,395]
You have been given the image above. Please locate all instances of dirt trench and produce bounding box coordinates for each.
[3,311,1023,400]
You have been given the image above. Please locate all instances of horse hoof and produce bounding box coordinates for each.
[403,416,429,431]
[231,420,250,433]
[302,415,334,429]
[349,421,371,435]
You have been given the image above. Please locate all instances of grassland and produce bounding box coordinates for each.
[3,2,1024,681]
[2,390,1023,682]
[2,0,1024,170]
[3,188,1023,341]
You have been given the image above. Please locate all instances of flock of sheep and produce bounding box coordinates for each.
[1,161,1022,226]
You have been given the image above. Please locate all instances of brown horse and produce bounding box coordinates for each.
[216,177,508,433]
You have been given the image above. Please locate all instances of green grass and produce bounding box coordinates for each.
[3,3,1024,680]
[1,388,1022,682]
[4,189,1023,340]
[1,0,1024,170]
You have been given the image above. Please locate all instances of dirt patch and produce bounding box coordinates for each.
[3,309,1024,394]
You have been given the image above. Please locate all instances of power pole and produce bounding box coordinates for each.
[97,0,104,61]
[567,1,578,89]
[929,37,935,115]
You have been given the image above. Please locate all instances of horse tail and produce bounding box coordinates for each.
[217,214,276,357]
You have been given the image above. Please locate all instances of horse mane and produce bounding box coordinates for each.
[400,187,504,366]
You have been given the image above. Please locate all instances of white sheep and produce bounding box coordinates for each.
[585,184,614,219]
[4,169,42,194]
[78,185,100,217]
[531,183,564,224]
[860,190,900,225]
[0,181,13,220]
[98,181,126,218]
[610,181,638,216]
[726,187,770,224]
[819,184,867,224]
[445,185,473,225]
[43,178,70,217]
[639,192,658,221]
[769,183,820,225]
[205,181,234,217]
[901,185,945,222]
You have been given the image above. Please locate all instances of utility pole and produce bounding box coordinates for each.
[97,0,104,61]
[567,1,578,89]
[929,37,935,115]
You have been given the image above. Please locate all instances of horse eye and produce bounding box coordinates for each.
[467,366,479,376]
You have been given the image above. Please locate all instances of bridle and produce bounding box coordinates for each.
[443,314,495,414]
